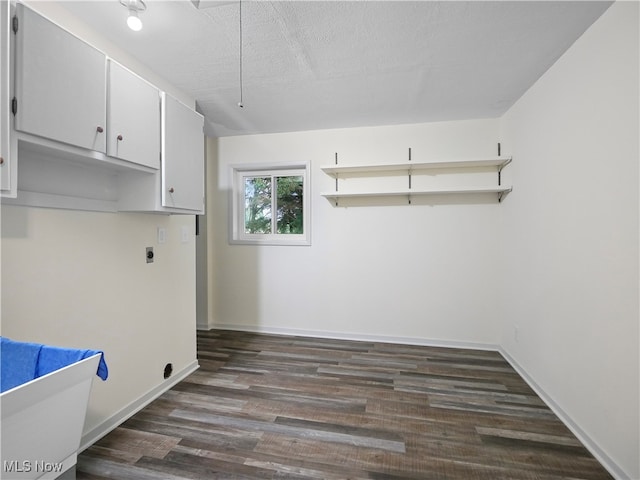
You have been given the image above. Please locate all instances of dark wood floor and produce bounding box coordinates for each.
[77,329,612,479]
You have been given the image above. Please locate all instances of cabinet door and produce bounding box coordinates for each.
[107,61,160,169]
[161,93,204,211]
[1,0,10,192]
[14,4,106,152]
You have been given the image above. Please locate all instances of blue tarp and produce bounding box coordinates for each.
[0,337,108,393]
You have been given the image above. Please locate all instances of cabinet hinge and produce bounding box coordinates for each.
[11,97,17,116]
[12,15,18,34]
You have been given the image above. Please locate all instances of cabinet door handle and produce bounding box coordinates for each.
[0,157,4,165]
[96,126,104,133]
[117,135,123,141]
[169,187,175,193]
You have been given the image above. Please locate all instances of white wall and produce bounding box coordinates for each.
[499,2,639,478]
[206,119,505,347]
[0,206,198,444]
[198,137,218,330]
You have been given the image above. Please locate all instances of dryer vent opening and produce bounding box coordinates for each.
[163,363,173,379]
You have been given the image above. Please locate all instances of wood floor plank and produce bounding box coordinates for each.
[91,427,181,460]
[77,330,613,480]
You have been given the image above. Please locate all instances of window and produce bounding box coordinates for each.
[230,164,310,245]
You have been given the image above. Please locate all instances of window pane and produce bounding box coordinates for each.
[276,176,304,234]
[244,176,271,234]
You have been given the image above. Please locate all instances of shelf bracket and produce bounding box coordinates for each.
[334,152,338,205]
[497,155,511,188]
[497,157,512,174]
[408,147,412,204]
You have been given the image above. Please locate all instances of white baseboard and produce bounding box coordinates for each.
[79,360,199,451]
[498,347,628,480]
[196,321,213,331]
[204,323,497,352]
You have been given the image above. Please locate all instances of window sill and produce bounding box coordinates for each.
[229,237,311,246]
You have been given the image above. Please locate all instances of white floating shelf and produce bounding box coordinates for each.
[321,156,512,177]
[321,185,513,200]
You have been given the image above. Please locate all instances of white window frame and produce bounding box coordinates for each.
[230,163,311,246]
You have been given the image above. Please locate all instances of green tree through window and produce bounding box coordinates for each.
[244,175,304,235]
[244,176,271,234]
[276,176,303,234]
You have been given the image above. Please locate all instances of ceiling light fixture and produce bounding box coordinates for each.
[120,0,146,32]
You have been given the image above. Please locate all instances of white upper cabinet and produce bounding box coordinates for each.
[1,0,12,195]
[161,93,204,212]
[5,4,204,214]
[107,61,160,169]
[14,3,107,153]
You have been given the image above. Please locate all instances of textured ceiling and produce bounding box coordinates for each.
[55,1,612,137]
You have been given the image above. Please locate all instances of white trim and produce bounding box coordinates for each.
[498,347,628,480]
[196,319,214,331]
[229,162,311,246]
[230,162,309,172]
[1,190,118,212]
[204,323,497,352]
[79,360,199,451]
